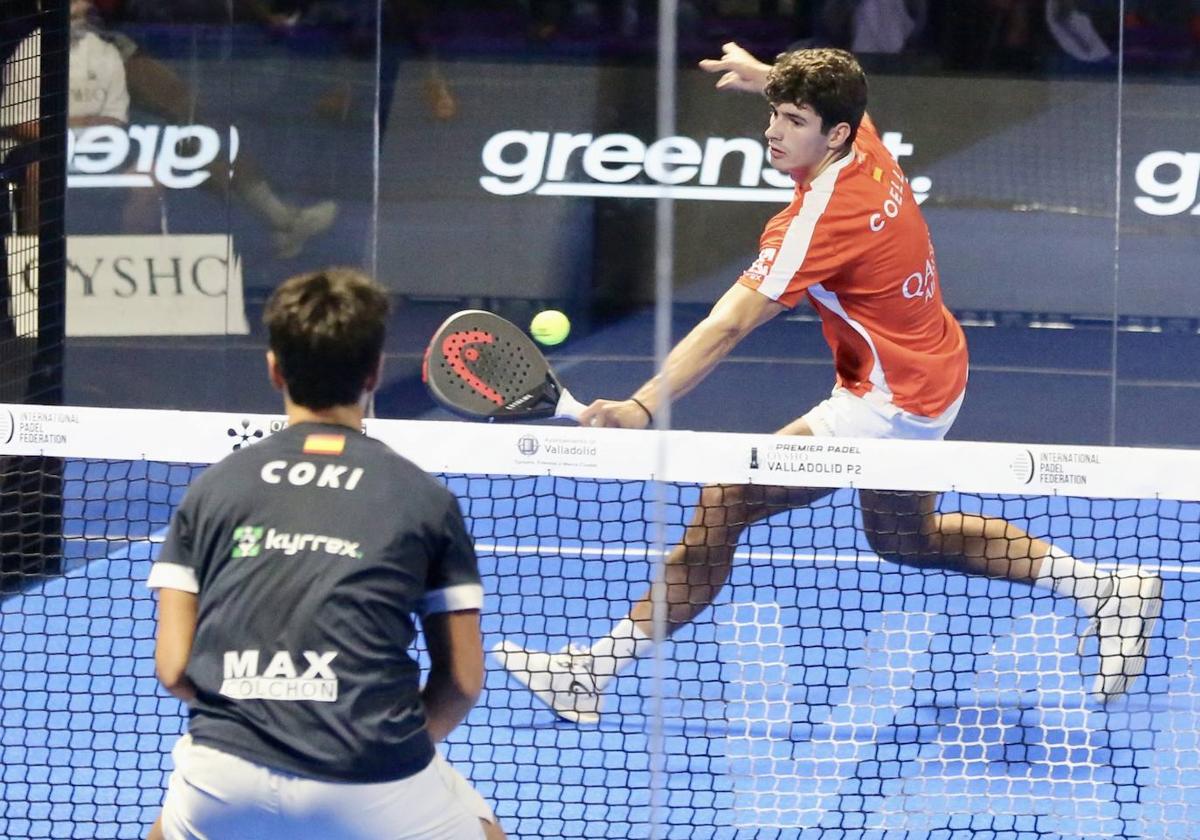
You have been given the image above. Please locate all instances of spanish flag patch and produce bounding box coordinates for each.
[303,434,346,456]
[872,166,884,183]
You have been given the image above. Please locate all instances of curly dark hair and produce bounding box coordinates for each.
[264,268,390,410]
[764,48,868,146]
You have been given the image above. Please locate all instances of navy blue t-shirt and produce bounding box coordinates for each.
[147,422,482,783]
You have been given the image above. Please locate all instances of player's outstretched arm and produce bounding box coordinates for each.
[422,609,484,743]
[698,42,772,94]
[154,589,198,703]
[582,284,784,428]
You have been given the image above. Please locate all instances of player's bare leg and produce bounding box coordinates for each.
[492,481,833,723]
[628,482,836,631]
[123,52,336,258]
[493,415,829,722]
[859,489,1162,702]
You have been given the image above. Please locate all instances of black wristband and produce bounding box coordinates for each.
[630,397,654,425]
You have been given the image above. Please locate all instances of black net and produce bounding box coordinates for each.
[2,411,1198,838]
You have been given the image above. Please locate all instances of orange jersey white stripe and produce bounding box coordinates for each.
[739,117,967,418]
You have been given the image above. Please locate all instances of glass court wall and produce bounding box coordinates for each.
[50,1,1200,446]
[25,1,1200,838]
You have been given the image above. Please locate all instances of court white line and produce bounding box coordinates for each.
[474,542,1200,575]
[61,533,165,573]
[64,534,166,543]
[59,536,1200,576]
[475,542,835,564]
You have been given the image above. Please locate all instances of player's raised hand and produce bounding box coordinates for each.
[580,399,651,430]
[698,42,772,94]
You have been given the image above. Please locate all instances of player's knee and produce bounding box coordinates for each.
[864,512,943,566]
[695,483,760,535]
[698,483,740,513]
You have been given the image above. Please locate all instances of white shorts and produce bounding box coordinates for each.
[801,386,964,441]
[160,735,495,840]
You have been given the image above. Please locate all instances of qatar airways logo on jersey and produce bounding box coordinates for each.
[900,240,940,303]
[68,124,239,190]
[220,650,339,703]
[480,129,931,204]
[901,256,939,302]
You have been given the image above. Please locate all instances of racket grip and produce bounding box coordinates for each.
[554,389,588,422]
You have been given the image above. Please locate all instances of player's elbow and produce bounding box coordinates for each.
[702,312,755,351]
[427,661,484,716]
[428,645,484,704]
[155,649,192,697]
[155,660,186,693]
[422,609,484,709]
[449,657,485,703]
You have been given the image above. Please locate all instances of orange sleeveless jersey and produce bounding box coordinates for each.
[738,118,968,418]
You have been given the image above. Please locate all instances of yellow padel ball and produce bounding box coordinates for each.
[530,309,571,346]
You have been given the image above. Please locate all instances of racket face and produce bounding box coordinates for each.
[422,311,561,421]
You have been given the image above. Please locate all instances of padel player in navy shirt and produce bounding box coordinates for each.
[145,269,506,839]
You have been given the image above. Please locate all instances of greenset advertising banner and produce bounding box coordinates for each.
[377,64,1199,318]
[62,52,1199,319]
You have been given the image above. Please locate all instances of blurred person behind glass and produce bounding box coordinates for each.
[82,0,338,257]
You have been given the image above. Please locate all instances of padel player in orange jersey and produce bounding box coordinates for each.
[740,113,966,420]
[493,45,1161,724]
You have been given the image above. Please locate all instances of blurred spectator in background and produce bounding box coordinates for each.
[1123,0,1198,69]
[751,0,928,55]
[936,0,1044,72]
[77,0,337,256]
[2,1,43,236]
[70,0,168,232]
[121,0,286,25]
[380,0,459,128]
[1,11,41,152]
[1044,0,1114,65]
[850,0,927,53]
[306,0,458,129]
[69,0,128,129]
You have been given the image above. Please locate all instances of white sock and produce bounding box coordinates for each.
[1035,546,1105,615]
[588,618,654,691]
[237,179,294,229]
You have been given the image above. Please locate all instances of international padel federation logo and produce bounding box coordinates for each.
[1009,450,1036,485]
[0,409,13,446]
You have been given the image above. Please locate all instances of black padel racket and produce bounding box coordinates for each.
[422,310,586,422]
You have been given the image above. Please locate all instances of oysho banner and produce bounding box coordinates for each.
[6,234,250,337]
[65,234,249,336]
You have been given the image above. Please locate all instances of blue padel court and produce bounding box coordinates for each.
[2,461,1199,839]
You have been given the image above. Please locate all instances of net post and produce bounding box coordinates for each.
[0,0,67,595]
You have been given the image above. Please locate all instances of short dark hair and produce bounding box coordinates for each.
[263,268,390,410]
[764,48,868,146]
